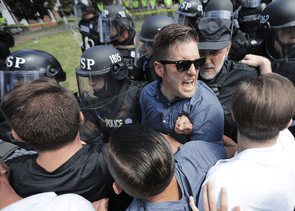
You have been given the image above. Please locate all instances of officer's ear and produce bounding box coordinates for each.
[80,112,84,125]
[11,130,23,142]
[154,61,165,77]
[225,42,232,58]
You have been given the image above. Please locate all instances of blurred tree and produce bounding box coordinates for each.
[5,0,49,22]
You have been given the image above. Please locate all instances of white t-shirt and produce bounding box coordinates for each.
[2,192,96,211]
[198,129,295,211]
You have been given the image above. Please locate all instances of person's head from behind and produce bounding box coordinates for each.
[1,77,81,153]
[153,24,206,101]
[232,73,295,141]
[194,17,232,81]
[108,123,175,199]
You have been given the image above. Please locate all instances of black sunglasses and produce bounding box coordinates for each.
[158,57,206,72]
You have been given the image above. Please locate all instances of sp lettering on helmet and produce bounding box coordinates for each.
[6,56,26,68]
[260,15,269,24]
[102,10,109,17]
[180,1,192,10]
[109,53,121,64]
[80,58,95,70]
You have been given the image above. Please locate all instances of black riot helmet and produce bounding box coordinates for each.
[136,15,175,62]
[260,0,295,62]
[238,0,262,34]
[74,0,94,23]
[175,0,203,27]
[99,5,135,43]
[0,49,66,103]
[76,45,128,106]
[204,0,233,20]
[204,0,235,33]
[138,15,175,43]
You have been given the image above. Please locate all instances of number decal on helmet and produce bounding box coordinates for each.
[260,15,269,24]
[109,53,122,64]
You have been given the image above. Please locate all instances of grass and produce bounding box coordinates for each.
[11,31,82,93]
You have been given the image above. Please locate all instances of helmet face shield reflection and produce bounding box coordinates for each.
[74,6,84,24]
[205,10,232,20]
[99,16,120,43]
[135,33,153,65]
[266,25,295,62]
[175,11,190,25]
[0,70,46,103]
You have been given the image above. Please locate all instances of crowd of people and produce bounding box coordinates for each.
[1,0,295,210]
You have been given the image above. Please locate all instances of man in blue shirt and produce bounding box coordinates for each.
[140,24,224,145]
[108,123,227,210]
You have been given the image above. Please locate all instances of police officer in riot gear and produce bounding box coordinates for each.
[248,0,295,136]
[76,45,146,143]
[250,0,295,83]
[175,0,203,27]
[204,0,251,61]
[0,49,66,157]
[99,5,136,74]
[75,0,101,52]
[133,15,175,82]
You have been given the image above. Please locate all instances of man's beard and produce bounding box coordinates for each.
[200,58,225,80]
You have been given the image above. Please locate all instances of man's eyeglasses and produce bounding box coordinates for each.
[158,57,206,72]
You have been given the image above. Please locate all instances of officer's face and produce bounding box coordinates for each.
[276,27,295,45]
[141,42,154,58]
[89,76,105,91]
[274,27,295,59]
[199,44,231,80]
[155,40,200,101]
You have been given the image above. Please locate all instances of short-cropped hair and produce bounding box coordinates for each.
[1,77,81,152]
[108,123,175,199]
[232,73,295,141]
[153,24,199,61]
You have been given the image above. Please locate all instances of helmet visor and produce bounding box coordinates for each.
[0,70,46,103]
[205,10,232,20]
[99,16,120,43]
[175,11,191,25]
[135,33,153,65]
[266,25,295,62]
[76,67,111,107]
[243,0,261,8]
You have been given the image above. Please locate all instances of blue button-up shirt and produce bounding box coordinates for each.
[140,78,224,145]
